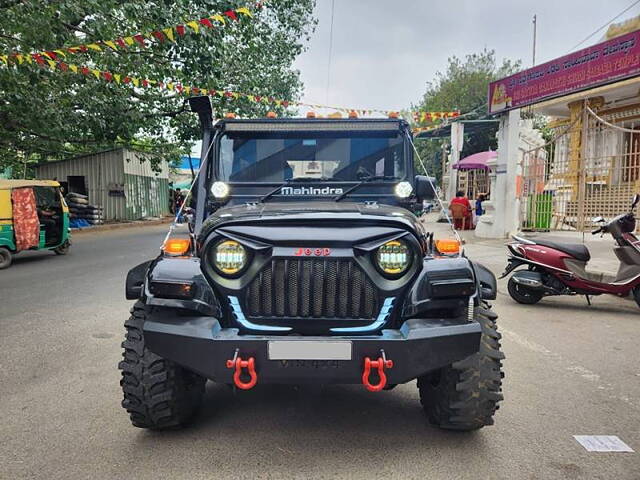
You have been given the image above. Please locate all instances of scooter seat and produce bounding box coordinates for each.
[534,240,591,262]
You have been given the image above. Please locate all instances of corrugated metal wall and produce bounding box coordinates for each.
[124,174,170,220]
[36,149,170,221]
[122,150,169,220]
[35,149,126,221]
[123,149,169,178]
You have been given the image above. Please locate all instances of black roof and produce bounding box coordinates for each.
[218,117,410,134]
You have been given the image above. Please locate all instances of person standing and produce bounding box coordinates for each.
[449,190,473,230]
[475,194,486,217]
[174,188,185,222]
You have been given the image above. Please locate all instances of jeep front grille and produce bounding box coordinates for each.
[245,259,378,320]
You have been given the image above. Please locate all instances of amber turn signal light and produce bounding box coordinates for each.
[388,111,399,119]
[163,238,191,256]
[306,111,316,118]
[435,238,461,254]
[224,112,236,119]
[266,111,277,118]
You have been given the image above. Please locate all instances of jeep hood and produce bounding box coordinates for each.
[198,202,426,243]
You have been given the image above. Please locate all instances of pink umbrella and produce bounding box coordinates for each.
[453,150,497,170]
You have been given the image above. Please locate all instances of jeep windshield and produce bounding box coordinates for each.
[217,131,406,183]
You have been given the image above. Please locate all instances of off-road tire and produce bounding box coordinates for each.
[417,306,504,431]
[0,247,12,269]
[54,241,70,255]
[119,301,206,429]
[507,276,543,304]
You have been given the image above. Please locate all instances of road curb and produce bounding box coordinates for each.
[71,217,172,234]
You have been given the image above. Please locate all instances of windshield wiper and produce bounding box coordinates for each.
[259,178,322,203]
[334,175,400,202]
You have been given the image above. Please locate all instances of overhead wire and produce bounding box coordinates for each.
[406,133,462,245]
[567,0,640,52]
[161,132,215,248]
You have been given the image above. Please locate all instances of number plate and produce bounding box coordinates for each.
[268,340,352,360]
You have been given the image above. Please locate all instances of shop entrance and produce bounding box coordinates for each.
[519,101,640,232]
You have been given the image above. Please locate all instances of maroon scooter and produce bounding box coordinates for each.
[501,195,640,308]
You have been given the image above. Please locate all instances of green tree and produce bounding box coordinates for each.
[411,49,521,182]
[0,0,316,176]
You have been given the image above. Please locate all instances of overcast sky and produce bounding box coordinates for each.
[293,0,640,112]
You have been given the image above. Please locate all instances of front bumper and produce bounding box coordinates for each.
[143,312,481,385]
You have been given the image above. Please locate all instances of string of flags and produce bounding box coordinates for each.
[21,54,296,107]
[0,4,258,66]
[296,102,396,117]
[0,0,462,123]
[413,111,460,123]
[9,52,462,122]
[412,125,442,134]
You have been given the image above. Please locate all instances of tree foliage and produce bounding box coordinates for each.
[412,49,521,181]
[0,0,316,176]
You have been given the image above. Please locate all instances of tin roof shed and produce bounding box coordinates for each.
[35,148,170,221]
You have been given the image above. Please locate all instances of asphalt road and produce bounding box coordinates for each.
[1,224,639,479]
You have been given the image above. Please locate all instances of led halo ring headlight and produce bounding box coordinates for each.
[211,181,230,199]
[211,239,247,276]
[394,181,413,198]
[376,239,411,277]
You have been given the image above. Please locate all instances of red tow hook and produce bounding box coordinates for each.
[226,349,258,390]
[362,349,393,392]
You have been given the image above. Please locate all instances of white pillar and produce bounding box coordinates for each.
[446,122,464,202]
[475,109,520,238]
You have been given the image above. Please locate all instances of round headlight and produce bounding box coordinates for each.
[376,239,411,276]
[211,181,229,199]
[212,240,246,275]
[395,181,413,198]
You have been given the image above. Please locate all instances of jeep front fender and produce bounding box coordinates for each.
[126,256,221,316]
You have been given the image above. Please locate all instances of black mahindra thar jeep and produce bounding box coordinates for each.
[120,96,504,431]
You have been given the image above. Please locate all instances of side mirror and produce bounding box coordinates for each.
[632,194,640,209]
[415,175,436,201]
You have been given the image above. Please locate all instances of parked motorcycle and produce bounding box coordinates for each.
[501,194,640,308]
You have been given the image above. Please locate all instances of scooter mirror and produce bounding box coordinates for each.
[632,194,640,209]
[592,216,606,223]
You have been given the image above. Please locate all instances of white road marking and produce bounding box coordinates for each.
[501,327,639,409]
[574,435,634,452]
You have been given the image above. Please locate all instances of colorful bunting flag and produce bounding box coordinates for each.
[0,3,261,64]
[236,7,253,17]
[9,50,465,123]
[211,14,226,25]
[163,28,175,42]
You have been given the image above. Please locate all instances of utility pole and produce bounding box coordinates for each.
[532,14,537,66]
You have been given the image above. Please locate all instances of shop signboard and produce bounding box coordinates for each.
[488,29,640,114]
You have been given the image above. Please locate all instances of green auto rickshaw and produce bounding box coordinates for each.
[0,179,71,269]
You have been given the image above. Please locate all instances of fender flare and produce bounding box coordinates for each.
[471,261,497,300]
[125,256,221,316]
